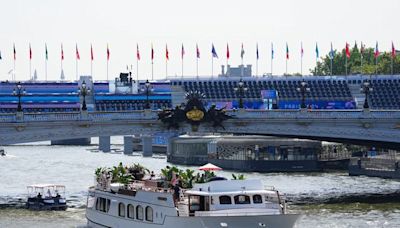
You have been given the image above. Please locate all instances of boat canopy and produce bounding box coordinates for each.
[27,184,65,189]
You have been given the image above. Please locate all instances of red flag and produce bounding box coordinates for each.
[345,42,350,59]
[136,44,140,60]
[90,44,94,61]
[107,44,110,61]
[196,44,200,58]
[29,43,32,60]
[392,42,396,58]
[374,41,380,59]
[151,44,154,60]
[61,44,64,61]
[13,43,16,60]
[181,44,185,59]
[76,44,80,60]
[166,44,169,60]
[226,43,230,60]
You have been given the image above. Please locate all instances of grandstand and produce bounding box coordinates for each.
[0,74,399,113]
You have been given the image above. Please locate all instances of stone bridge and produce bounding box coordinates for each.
[1,109,400,149]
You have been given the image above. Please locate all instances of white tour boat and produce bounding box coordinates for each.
[86,173,300,228]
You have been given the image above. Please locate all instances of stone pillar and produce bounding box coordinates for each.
[124,136,133,155]
[142,135,153,157]
[99,136,111,152]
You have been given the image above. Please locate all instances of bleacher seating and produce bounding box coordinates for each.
[172,79,353,101]
[369,79,400,109]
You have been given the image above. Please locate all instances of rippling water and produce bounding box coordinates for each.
[1,138,400,227]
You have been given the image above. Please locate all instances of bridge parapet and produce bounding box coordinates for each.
[0,109,400,123]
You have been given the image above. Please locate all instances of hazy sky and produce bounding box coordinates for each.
[0,0,398,81]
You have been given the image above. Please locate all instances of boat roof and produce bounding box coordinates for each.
[184,189,277,196]
[27,184,65,188]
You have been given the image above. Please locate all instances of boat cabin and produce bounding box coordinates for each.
[26,184,67,210]
[181,179,284,216]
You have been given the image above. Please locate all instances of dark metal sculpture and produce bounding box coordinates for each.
[158,91,232,130]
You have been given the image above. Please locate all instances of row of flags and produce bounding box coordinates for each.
[1,42,398,62]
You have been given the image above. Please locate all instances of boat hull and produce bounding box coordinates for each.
[86,209,300,228]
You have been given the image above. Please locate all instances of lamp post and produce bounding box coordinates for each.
[296,79,310,109]
[234,78,248,109]
[361,81,373,109]
[143,79,152,109]
[13,82,26,112]
[78,80,91,111]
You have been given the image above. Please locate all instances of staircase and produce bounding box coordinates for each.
[348,83,364,109]
[171,86,186,108]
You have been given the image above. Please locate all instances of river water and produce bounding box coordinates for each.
[1,138,400,228]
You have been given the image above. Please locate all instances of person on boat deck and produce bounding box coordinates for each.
[171,173,180,187]
[37,193,42,199]
[55,190,60,198]
[173,180,181,205]
[150,171,155,180]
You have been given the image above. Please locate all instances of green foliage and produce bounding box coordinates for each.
[311,43,400,76]
[231,173,246,180]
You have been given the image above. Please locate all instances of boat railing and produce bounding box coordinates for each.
[194,210,280,217]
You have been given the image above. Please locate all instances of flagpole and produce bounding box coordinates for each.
[151,60,154,81]
[196,57,199,79]
[375,56,378,76]
[211,57,214,79]
[285,58,288,76]
[301,55,303,76]
[256,58,258,77]
[391,56,394,75]
[136,58,139,82]
[345,56,347,76]
[45,57,48,81]
[181,58,183,79]
[166,58,168,79]
[30,57,32,81]
[13,58,16,81]
[271,56,273,76]
[330,58,333,76]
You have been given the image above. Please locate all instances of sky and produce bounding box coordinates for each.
[0,0,398,81]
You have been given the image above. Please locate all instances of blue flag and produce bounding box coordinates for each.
[211,44,218,58]
[315,43,319,58]
[329,42,334,59]
[271,43,274,59]
[256,43,259,60]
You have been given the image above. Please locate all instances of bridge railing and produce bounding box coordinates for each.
[227,109,400,119]
[0,109,400,123]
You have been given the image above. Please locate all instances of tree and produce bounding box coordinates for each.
[311,44,400,76]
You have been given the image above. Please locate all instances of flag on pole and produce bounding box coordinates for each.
[374,41,380,58]
[181,44,185,59]
[90,44,94,61]
[315,43,319,58]
[106,44,110,60]
[301,42,304,57]
[240,43,245,59]
[271,43,274,59]
[360,42,365,54]
[226,43,230,60]
[286,43,289,59]
[29,43,32,60]
[61,44,64,60]
[151,44,154,60]
[0,50,2,60]
[76,44,80,60]
[329,42,334,59]
[166,44,169,60]
[136,44,141,60]
[211,44,218,58]
[256,43,259,60]
[345,42,350,59]
[45,43,48,60]
[392,41,396,58]
[13,43,16,60]
[196,44,200,58]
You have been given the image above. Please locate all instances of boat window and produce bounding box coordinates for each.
[253,195,263,204]
[234,195,250,204]
[127,204,134,219]
[136,205,144,220]
[118,203,125,217]
[96,197,109,212]
[146,206,153,222]
[219,195,232,205]
[189,195,201,211]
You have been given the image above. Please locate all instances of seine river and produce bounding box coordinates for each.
[1,138,400,228]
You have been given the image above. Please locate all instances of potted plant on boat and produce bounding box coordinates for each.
[128,163,149,180]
